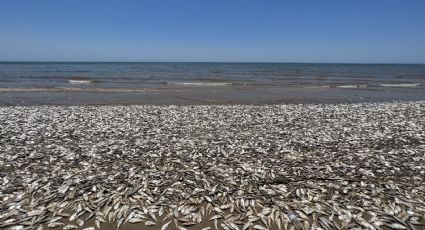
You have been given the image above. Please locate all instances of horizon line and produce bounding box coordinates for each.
[1,61,425,65]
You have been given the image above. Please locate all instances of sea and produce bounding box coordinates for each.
[0,62,424,105]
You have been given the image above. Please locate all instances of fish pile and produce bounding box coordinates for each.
[0,101,424,230]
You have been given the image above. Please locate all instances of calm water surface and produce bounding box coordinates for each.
[0,62,424,105]
[1,62,424,89]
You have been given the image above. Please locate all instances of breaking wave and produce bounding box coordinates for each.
[166,82,233,86]
[68,79,93,84]
[0,87,161,93]
[335,84,368,89]
[379,83,421,88]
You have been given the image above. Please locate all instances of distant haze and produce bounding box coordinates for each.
[1,0,425,63]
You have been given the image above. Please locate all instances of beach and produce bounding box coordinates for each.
[1,101,424,229]
[1,85,425,106]
[2,0,425,229]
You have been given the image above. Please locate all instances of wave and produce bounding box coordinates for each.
[303,84,368,89]
[68,79,93,84]
[304,85,331,89]
[379,83,421,88]
[68,76,99,84]
[335,84,368,89]
[0,87,164,93]
[166,82,233,86]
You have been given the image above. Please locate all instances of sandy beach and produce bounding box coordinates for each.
[0,101,424,229]
[2,0,425,229]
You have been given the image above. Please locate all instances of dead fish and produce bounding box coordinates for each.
[253,225,267,230]
[145,220,156,226]
[385,223,407,229]
[63,225,78,230]
[161,221,171,230]
[47,222,64,228]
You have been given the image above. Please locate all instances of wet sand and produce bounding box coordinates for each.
[0,85,424,106]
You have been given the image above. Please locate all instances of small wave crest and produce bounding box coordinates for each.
[68,76,97,84]
[166,82,233,86]
[379,83,421,88]
[336,84,368,89]
[304,84,368,89]
[0,87,161,93]
[68,79,93,84]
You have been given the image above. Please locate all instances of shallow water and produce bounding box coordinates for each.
[0,62,424,105]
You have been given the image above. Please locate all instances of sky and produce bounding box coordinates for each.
[0,0,425,63]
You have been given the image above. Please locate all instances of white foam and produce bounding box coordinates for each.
[304,85,331,89]
[68,79,92,84]
[0,87,158,93]
[167,82,232,86]
[336,85,359,89]
[336,84,368,89]
[379,83,420,88]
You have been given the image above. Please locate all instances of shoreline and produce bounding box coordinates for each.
[0,86,424,106]
[1,101,424,229]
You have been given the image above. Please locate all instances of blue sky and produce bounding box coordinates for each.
[0,0,424,63]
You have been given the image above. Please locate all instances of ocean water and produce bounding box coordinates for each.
[0,62,424,105]
[1,62,425,90]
